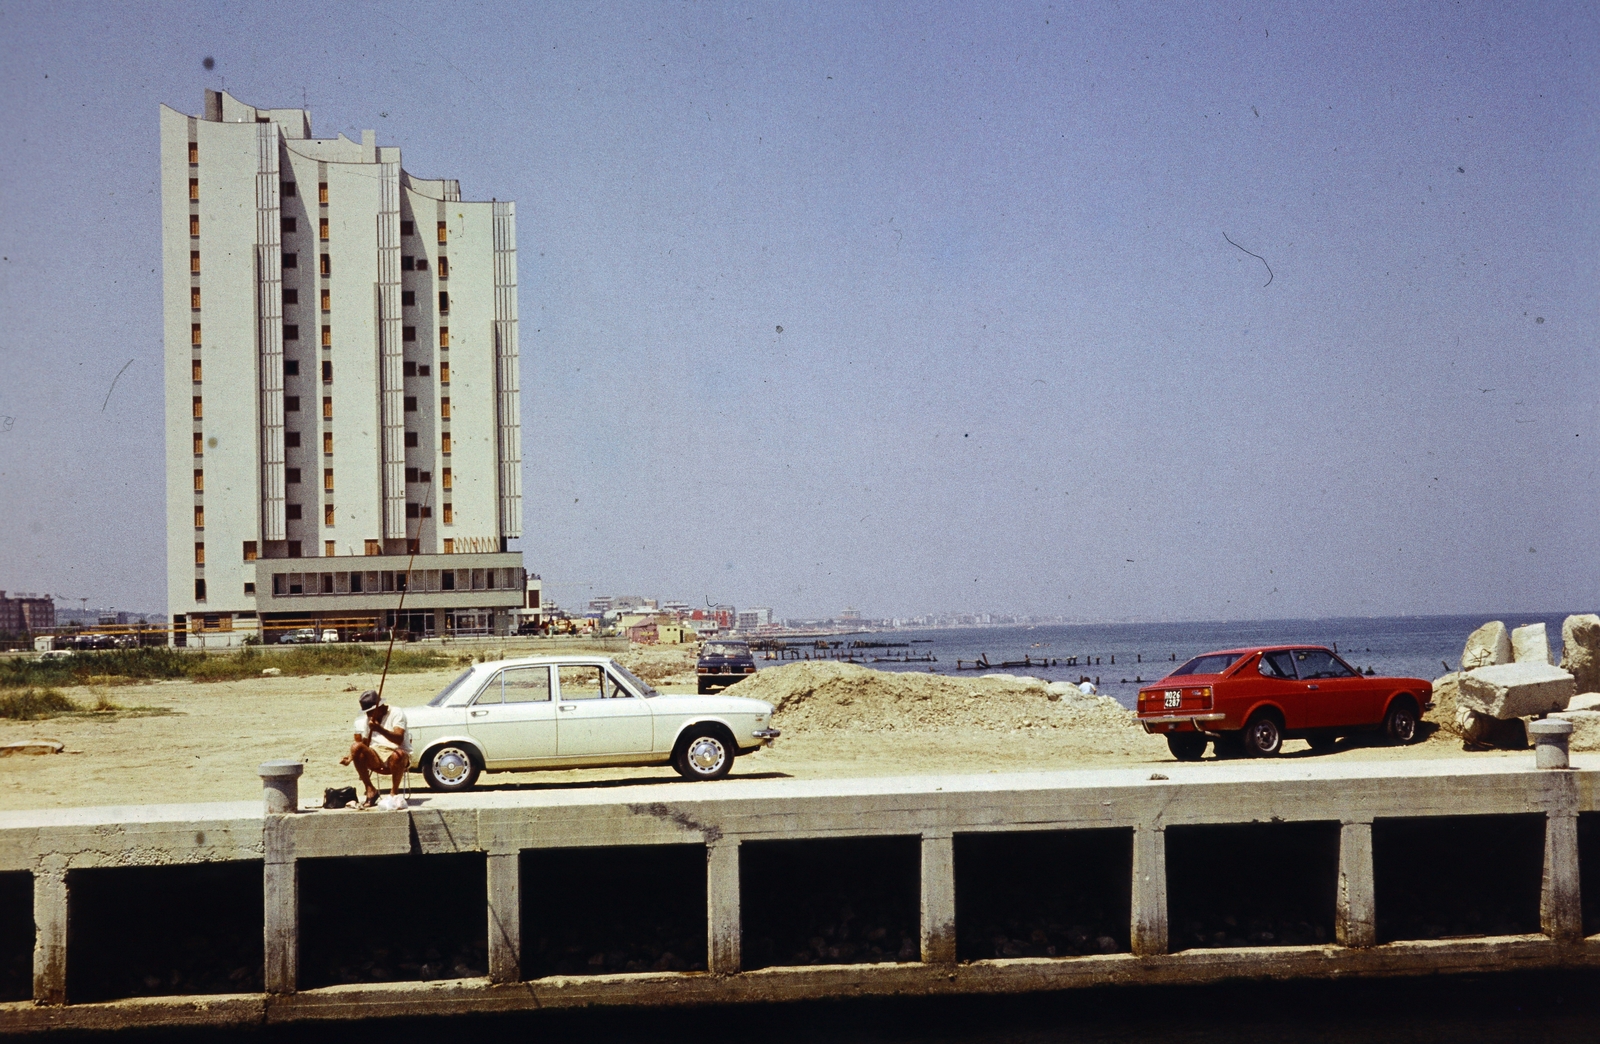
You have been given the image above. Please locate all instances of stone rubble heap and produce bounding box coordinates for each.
[1433,615,1600,751]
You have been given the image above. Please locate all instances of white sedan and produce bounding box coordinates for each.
[402,656,780,790]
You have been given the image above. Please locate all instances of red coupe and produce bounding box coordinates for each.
[1136,646,1433,761]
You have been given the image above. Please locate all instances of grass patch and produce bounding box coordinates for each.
[184,645,467,682]
[0,646,468,690]
[0,688,77,720]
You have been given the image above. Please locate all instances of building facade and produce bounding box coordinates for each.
[0,592,55,634]
[162,90,524,643]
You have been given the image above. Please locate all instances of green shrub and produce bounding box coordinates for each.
[0,644,467,689]
[0,688,78,720]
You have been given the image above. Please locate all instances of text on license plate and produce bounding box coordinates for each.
[1164,690,1182,709]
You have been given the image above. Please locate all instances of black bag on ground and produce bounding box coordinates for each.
[323,786,358,809]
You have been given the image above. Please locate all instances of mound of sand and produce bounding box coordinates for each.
[722,662,1142,738]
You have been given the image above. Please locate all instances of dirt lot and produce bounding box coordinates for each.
[0,650,1515,811]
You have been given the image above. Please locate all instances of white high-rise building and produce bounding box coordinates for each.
[161,90,525,643]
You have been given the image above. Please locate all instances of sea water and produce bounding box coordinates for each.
[761,613,1584,709]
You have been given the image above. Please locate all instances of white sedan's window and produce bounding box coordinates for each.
[557,665,605,700]
[502,666,551,704]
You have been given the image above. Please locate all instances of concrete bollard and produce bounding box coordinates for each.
[259,760,304,813]
[1529,718,1573,770]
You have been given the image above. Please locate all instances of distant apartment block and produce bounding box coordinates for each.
[162,90,524,642]
[735,606,773,631]
[0,592,55,634]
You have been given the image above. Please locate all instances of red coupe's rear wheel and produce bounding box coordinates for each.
[1242,713,1283,757]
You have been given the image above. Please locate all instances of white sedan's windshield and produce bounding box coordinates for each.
[428,669,480,707]
[610,663,659,697]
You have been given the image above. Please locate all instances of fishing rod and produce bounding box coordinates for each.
[376,478,435,701]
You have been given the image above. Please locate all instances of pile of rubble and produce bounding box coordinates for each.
[1432,615,1600,751]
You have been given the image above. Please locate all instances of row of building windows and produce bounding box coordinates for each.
[279,217,331,239]
[241,538,473,562]
[401,255,447,276]
[271,566,507,597]
[281,359,334,381]
[197,498,454,531]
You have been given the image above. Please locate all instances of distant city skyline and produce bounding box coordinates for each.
[0,2,1594,622]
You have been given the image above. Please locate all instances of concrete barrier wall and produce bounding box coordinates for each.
[0,757,1596,1032]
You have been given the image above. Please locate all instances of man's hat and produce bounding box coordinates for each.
[359,690,382,711]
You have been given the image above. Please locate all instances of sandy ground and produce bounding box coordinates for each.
[0,651,1520,812]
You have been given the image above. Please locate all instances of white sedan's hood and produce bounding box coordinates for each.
[654,693,773,716]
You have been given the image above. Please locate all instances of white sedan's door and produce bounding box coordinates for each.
[555,665,654,756]
[467,666,558,763]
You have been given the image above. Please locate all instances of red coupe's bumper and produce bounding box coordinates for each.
[1139,712,1227,734]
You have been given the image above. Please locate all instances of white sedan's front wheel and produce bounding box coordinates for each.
[422,744,481,792]
[673,729,734,781]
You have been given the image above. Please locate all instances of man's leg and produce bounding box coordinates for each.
[383,751,409,796]
[349,741,381,802]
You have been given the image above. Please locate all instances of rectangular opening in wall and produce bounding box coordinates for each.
[282,181,296,197]
[954,828,1132,961]
[188,141,198,164]
[190,215,199,238]
[1165,821,1338,951]
[741,836,920,969]
[1372,814,1544,943]
[1580,813,1600,938]
[521,845,707,977]
[190,250,200,273]
[282,288,298,305]
[401,220,414,236]
[64,862,263,1003]
[298,854,486,989]
[318,182,328,203]
[285,430,301,448]
[0,872,30,1001]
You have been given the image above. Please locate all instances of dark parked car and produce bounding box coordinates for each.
[1137,646,1433,761]
[697,640,756,694]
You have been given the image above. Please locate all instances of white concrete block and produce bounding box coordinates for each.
[1457,663,1575,719]
[1567,693,1600,712]
[1560,615,1600,693]
[1461,621,1511,670]
[1512,623,1552,665]
[1550,710,1600,752]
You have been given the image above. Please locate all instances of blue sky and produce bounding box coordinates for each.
[0,1,1594,620]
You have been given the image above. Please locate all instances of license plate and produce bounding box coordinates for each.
[1164,690,1182,709]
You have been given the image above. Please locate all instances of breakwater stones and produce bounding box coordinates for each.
[1458,663,1575,719]
[1436,615,1600,752]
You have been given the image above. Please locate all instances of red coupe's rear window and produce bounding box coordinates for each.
[1170,653,1245,677]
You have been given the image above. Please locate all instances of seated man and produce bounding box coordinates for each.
[341,689,411,807]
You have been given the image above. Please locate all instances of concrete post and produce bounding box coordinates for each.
[1336,821,1376,948]
[1530,719,1573,770]
[706,839,741,975]
[487,852,521,983]
[31,868,66,1006]
[262,815,297,993]
[920,833,957,964]
[1131,825,1167,956]
[259,760,304,814]
[1541,812,1583,942]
